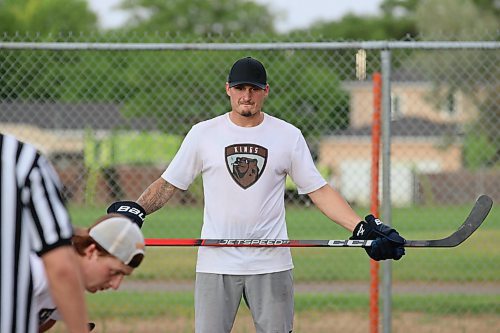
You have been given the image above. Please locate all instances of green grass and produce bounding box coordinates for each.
[297,293,500,315]
[87,291,500,317]
[84,132,182,166]
[87,292,195,319]
[69,202,500,282]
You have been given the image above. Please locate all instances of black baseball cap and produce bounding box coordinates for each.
[227,57,267,89]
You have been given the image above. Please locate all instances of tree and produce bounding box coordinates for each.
[415,0,498,39]
[264,54,349,138]
[0,0,97,34]
[113,51,349,138]
[412,0,499,168]
[381,0,500,20]
[303,14,417,40]
[380,0,420,17]
[303,0,498,41]
[119,0,276,35]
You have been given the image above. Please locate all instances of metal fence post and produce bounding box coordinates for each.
[381,49,392,333]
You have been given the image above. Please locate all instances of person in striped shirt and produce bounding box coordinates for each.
[1,134,90,333]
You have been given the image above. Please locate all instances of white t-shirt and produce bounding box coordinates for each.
[162,113,326,274]
[30,253,61,328]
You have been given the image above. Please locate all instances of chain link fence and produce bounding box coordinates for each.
[1,33,499,332]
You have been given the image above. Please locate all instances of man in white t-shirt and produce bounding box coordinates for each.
[33,214,145,332]
[107,57,405,333]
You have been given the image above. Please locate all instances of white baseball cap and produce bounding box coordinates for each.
[89,216,145,268]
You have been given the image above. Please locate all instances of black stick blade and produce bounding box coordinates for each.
[405,195,493,247]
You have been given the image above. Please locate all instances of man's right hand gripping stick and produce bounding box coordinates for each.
[350,215,405,261]
[107,201,147,228]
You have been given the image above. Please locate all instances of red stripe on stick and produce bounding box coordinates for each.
[145,238,201,246]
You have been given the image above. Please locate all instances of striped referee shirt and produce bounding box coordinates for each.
[1,134,74,333]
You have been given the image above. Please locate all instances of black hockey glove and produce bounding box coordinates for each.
[107,201,147,228]
[350,215,405,261]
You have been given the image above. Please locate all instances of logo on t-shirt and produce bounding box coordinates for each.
[225,144,268,189]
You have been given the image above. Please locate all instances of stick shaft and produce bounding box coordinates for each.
[145,195,492,249]
[145,238,373,247]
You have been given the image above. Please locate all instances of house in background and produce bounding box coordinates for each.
[0,102,159,156]
[346,77,478,128]
[319,117,462,206]
[0,102,170,204]
[319,75,479,206]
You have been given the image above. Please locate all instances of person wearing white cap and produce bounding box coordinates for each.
[32,213,145,332]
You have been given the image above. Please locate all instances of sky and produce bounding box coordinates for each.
[87,0,383,33]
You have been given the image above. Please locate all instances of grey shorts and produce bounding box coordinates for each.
[195,270,294,333]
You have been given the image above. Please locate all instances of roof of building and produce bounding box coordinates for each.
[0,102,159,131]
[328,117,462,138]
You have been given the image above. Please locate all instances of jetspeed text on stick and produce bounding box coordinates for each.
[217,239,291,246]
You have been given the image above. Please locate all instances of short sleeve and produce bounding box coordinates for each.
[288,133,327,194]
[162,125,203,190]
[28,154,73,256]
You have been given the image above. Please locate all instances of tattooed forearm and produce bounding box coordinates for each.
[137,178,178,214]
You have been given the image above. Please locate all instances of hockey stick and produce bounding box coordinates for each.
[145,195,492,248]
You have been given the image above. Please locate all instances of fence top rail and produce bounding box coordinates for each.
[0,41,499,51]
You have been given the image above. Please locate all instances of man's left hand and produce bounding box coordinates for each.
[350,215,405,261]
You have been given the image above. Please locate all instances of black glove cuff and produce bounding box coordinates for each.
[107,201,146,228]
[364,215,405,245]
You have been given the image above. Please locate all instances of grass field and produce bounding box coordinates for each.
[86,291,500,317]
[66,291,499,333]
